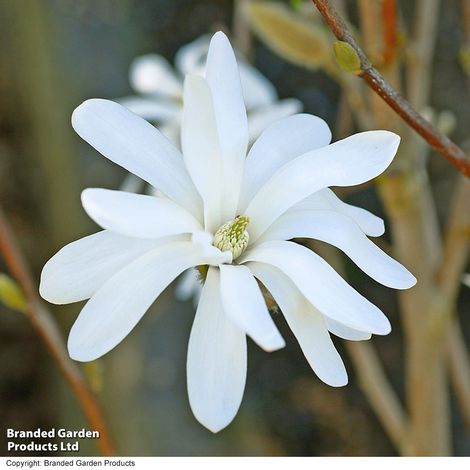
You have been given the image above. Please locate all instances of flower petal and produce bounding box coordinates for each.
[72,99,202,218]
[246,98,303,143]
[117,96,180,122]
[239,113,331,211]
[205,32,248,221]
[81,188,203,239]
[187,267,247,433]
[219,264,285,352]
[182,75,223,232]
[325,318,371,341]
[175,35,210,76]
[245,131,400,241]
[68,241,225,362]
[239,241,391,335]
[249,262,347,386]
[238,61,278,110]
[292,188,385,237]
[258,210,416,289]
[129,54,182,96]
[39,231,170,304]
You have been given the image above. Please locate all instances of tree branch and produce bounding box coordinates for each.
[312,0,470,178]
[346,341,409,453]
[0,207,115,456]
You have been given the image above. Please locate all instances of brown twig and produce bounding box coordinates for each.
[356,0,450,454]
[0,207,115,456]
[312,0,470,178]
[310,241,409,453]
[382,0,398,66]
[436,175,470,438]
[346,342,409,453]
[448,319,470,436]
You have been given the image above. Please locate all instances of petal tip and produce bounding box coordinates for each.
[38,266,67,305]
[389,267,417,290]
[211,30,229,43]
[399,272,418,290]
[326,375,349,388]
[202,420,229,434]
[374,319,392,336]
[67,336,97,363]
[38,279,51,303]
[373,220,386,237]
[262,333,286,352]
[71,98,115,130]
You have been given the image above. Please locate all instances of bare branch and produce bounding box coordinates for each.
[346,342,409,453]
[0,207,115,456]
[312,0,470,178]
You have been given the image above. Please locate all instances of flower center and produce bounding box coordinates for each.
[213,216,250,260]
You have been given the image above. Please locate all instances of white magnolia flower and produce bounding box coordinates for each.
[118,34,302,145]
[40,32,416,433]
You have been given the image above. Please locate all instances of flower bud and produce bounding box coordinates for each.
[333,41,361,73]
[0,273,27,313]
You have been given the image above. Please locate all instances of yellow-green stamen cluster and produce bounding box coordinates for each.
[213,216,250,260]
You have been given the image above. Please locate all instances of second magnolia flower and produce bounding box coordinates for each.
[39,31,416,433]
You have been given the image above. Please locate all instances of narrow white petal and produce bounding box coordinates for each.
[249,262,347,386]
[129,54,182,96]
[205,32,248,221]
[325,318,371,341]
[293,188,385,237]
[240,241,391,335]
[39,231,172,304]
[187,267,247,433]
[219,264,285,352]
[68,241,223,362]
[246,99,303,143]
[81,188,203,239]
[117,96,180,122]
[258,210,416,289]
[238,61,278,110]
[246,131,400,241]
[239,113,331,211]
[175,34,277,111]
[190,231,232,265]
[182,75,223,232]
[72,99,202,218]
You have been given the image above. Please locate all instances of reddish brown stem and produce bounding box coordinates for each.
[382,0,398,65]
[0,208,115,456]
[312,0,470,178]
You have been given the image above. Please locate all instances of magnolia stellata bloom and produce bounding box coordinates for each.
[118,34,302,145]
[40,31,416,433]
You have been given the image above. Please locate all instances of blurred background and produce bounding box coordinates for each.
[0,0,469,457]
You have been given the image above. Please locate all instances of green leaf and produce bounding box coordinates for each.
[0,273,27,313]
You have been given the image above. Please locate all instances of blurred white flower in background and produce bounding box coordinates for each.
[462,273,470,288]
[118,34,302,146]
[40,32,415,433]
